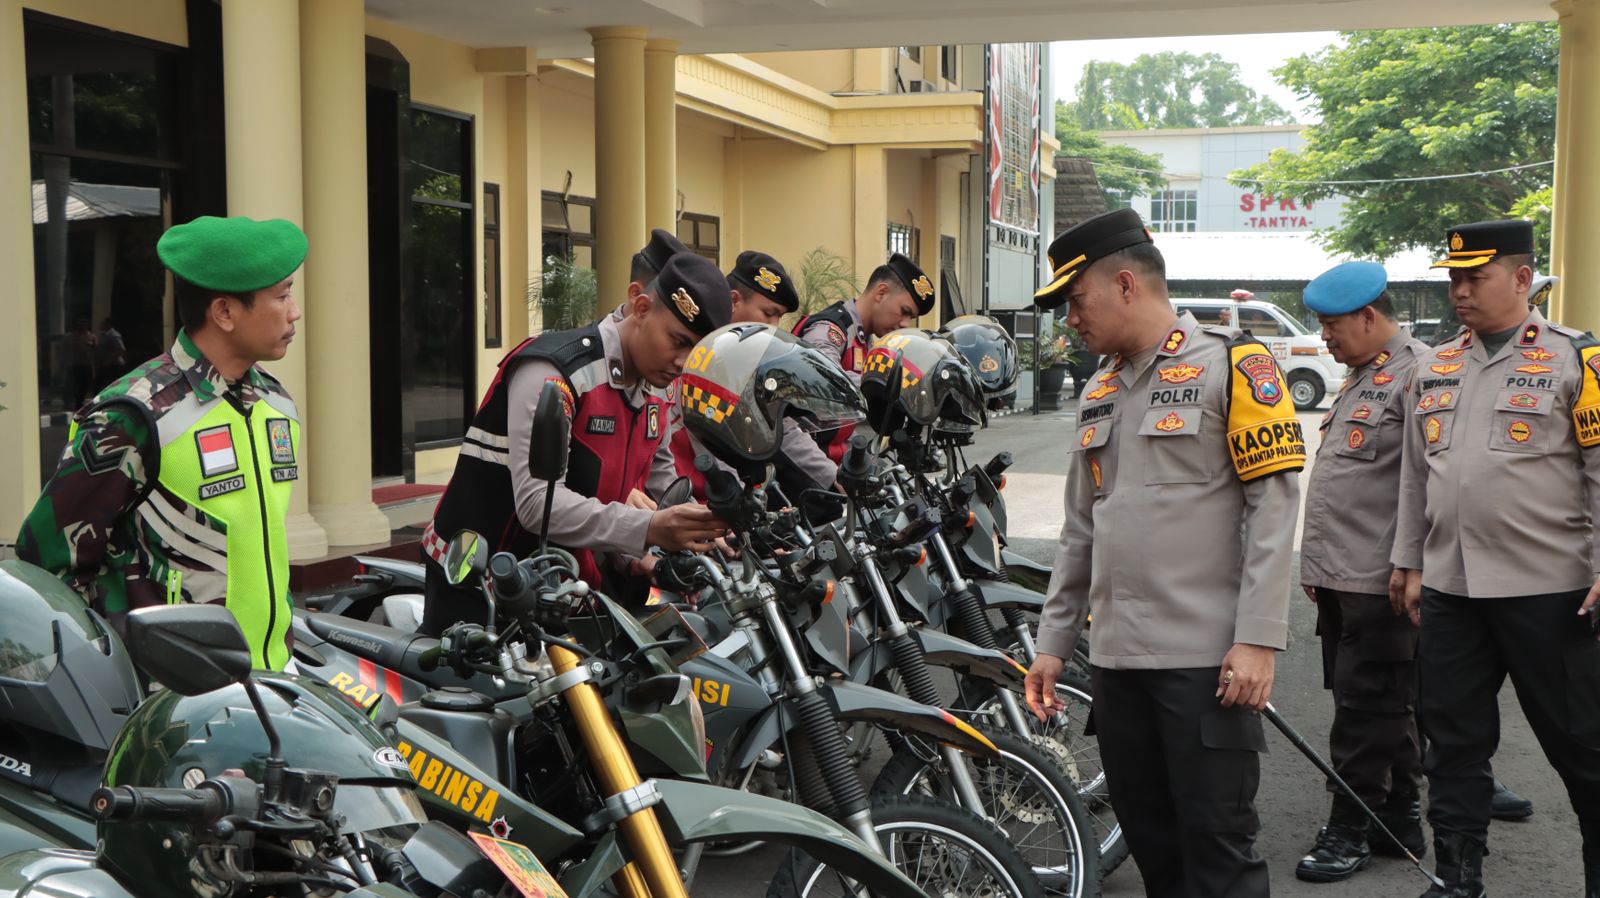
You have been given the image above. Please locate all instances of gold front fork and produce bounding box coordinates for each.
[547,644,688,898]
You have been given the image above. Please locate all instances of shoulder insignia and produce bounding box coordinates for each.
[1522,347,1555,361]
[80,431,131,477]
[1158,364,1204,384]
[1159,328,1187,356]
[1573,344,1600,447]
[1373,350,1392,367]
[1372,372,1396,386]
[1521,324,1540,346]
[1226,341,1304,482]
[822,322,847,348]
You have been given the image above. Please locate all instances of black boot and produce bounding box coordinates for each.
[1297,796,1373,883]
[1490,778,1533,820]
[1374,790,1427,859]
[1419,832,1485,898]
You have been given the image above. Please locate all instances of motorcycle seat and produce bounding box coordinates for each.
[303,612,413,670]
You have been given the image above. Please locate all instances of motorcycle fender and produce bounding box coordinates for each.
[972,576,1046,613]
[822,680,996,757]
[999,550,1052,595]
[0,852,130,898]
[390,720,585,857]
[914,628,1029,689]
[652,778,927,898]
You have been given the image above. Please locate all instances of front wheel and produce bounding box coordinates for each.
[766,794,1045,898]
[1288,371,1326,411]
[871,728,1100,896]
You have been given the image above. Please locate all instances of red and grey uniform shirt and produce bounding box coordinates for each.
[793,299,866,461]
[424,323,665,589]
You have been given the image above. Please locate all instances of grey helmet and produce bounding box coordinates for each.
[940,315,1018,409]
[0,559,142,754]
[678,323,865,463]
[861,328,987,434]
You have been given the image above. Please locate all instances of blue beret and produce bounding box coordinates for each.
[157,216,307,294]
[1303,261,1387,316]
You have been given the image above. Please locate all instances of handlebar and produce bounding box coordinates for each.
[984,451,1013,482]
[837,434,875,491]
[91,782,233,824]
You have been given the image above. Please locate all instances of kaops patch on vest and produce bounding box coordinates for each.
[586,416,617,435]
[267,418,294,464]
[200,474,247,499]
[272,466,298,482]
[194,424,238,479]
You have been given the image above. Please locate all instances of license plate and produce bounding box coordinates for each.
[468,831,570,898]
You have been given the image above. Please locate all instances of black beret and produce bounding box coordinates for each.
[727,250,800,312]
[1432,220,1536,269]
[639,228,689,276]
[886,252,936,316]
[1034,208,1154,310]
[651,253,733,337]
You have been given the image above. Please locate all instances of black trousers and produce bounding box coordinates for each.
[1419,587,1600,843]
[1315,588,1423,806]
[1092,666,1271,898]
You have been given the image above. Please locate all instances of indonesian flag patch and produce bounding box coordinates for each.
[195,425,238,478]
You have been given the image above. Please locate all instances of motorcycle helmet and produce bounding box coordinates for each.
[678,323,865,464]
[100,672,422,898]
[940,315,1018,410]
[860,328,987,434]
[0,559,142,753]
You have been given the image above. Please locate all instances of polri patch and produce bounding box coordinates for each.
[195,425,238,479]
[267,418,294,464]
[200,474,246,499]
[1234,353,1283,405]
[646,405,660,440]
[587,416,617,435]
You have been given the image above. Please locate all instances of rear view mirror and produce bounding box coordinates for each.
[124,604,253,695]
[530,382,571,483]
[659,476,694,509]
[443,530,488,587]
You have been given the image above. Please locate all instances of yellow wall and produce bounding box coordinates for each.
[886,149,926,238]
[23,0,186,45]
[540,72,598,197]
[741,138,857,283]
[743,50,856,94]
[678,113,727,258]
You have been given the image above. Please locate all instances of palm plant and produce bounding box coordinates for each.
[527,254,599,332]
[782,247,859,330]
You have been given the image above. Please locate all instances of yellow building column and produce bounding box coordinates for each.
[0,0,41,536]
[918,156,941,328]
[299,0,389,548]
[222,0,328,559]
[644,39,680,234]
[507,72,542,341]
[853,145,888,279]
[589,27,647,317]
[1551,0,1578,321]
[1556,0,1600,333]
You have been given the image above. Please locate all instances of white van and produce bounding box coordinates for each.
[1172,299,1345,410]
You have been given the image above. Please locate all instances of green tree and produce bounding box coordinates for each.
[1055,102,1167,207]
[1232,24,1557,260]
[1065,52,1291,130]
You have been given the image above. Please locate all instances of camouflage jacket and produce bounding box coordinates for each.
[17,331,291,634]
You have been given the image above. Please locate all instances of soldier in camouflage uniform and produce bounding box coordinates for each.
[17,215,308,671]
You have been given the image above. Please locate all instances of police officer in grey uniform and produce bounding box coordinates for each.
[1296,261,1431,882]
[793,252,933,383]
[1393,220,1600,898]
[1024,209,1305,898]
[610,228,690,322]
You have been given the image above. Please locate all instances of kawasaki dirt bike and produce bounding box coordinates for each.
[718,435,1098,896]
[652,455,1048,898]
[878,428,1121,875]
[0,573,532,898]
[295,382,928,898]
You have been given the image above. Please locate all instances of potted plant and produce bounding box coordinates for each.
[784,247,859,331]
[1036,332,1079,410]
[527,254,598,332]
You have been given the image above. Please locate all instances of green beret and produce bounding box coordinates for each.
[157,216,308,293]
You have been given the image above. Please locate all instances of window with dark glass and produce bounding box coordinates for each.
[677,213,720,263]
[483,183,501,349]
[24,14,185,482]
[542,190,595,269]
[407,105,475,447]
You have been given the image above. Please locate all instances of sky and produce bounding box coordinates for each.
[1051,32,1341,124]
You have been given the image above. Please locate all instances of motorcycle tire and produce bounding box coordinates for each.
[765,794,1045,898]
[871,727,1100,897]
[958,671,1128,879]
